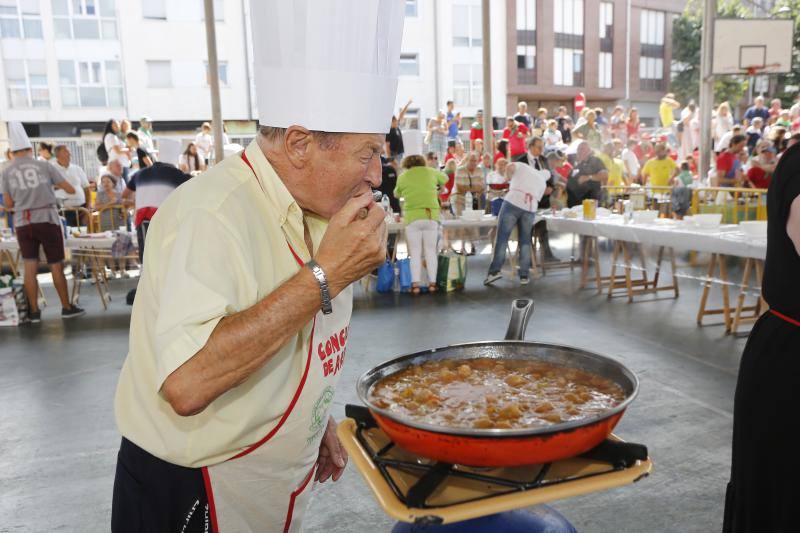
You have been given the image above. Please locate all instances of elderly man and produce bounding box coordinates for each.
[0,123,85,322]
[102,158,126,195]
[744,95,770,125]
[454,151,484,215]
[53,145,91,224]
[110,2,403,532]
[566,141,608,208]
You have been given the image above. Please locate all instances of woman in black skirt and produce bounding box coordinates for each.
[724,143,800,532]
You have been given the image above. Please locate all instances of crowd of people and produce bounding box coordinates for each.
[383,92,800,287]
[0,116,203,322]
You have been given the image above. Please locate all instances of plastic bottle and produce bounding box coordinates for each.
[381,194,390,213]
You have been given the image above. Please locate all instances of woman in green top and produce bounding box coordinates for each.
[394,155,448,294]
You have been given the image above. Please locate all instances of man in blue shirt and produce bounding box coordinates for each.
[743,95,770,124]
[446,100,460,140]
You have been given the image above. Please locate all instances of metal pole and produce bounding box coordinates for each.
[432,1,440,118]
[204,0,225,164]
[481,0,493,157]
[625,0,631,104]
[698,0,716,182]
[240,0,254,121]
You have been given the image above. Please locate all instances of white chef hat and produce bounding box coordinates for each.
[8,121,32,152]
[250,0,405,134]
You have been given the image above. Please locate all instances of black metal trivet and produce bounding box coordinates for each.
[345,404,648,510]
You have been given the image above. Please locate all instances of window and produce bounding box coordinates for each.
[204,61,228,85]
[599,52,612,89]
[52,0,116,39]
[598,2,613,88]
[141,0,165,20]
[553,0,584,87]
[398,53,419,76]
[452,3,481,47]
[4,58,49,107]
[405,0,417,17]
[516,0,536,84]
[58,59,123,107]
[0,0,42,39]
[639,9,665,91]
[453,63,482,107]
[146,60,172,88]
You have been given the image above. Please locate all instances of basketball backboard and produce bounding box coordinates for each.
[712,18,794,75]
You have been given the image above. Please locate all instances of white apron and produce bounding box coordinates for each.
[202,153,352,532]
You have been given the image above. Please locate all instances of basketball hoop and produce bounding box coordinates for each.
[744,63,780,76]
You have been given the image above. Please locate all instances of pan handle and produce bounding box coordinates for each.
[504,299,534,341]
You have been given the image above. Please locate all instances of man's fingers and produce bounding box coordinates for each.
[324,418,347,468]
[335,192,375,224]
[363,202,387,231]
[331,465,345,482]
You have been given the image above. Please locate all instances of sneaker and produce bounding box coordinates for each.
[28,311,41,323]
[61,305,86,319]
[484,272,502,286]
[520,277,530,285]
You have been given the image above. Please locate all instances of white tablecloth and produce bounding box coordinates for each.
[543,214,767,260]
[0,232,137,254]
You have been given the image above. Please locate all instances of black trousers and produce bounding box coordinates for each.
[112,438,211,532]
[723,313,800,533]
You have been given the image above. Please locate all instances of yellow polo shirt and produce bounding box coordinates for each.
[597,152,625,189]
[642,157,677,188]
[114,141,329,468]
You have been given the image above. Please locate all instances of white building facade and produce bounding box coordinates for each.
[0,0,508,140]
[0,0,255,137]
[395,0,508,132]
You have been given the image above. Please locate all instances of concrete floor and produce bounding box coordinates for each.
[0,240,747,532]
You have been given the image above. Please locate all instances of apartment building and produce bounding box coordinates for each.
[0,0,255,137]
[506,0,687,125]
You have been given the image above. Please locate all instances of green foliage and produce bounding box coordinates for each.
[771,1,800,106]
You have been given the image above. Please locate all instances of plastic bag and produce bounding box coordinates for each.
[0,288,19,327]
[397,258,412,292]
[437,251,467,292]
[376,260,395,293]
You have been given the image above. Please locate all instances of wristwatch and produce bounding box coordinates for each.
[306,260,333,315]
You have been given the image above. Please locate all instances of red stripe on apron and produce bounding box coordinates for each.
[770,309,800,327]
[283,465,316,533]
[228,149,315,460]
[229,317,316,460]
[201,466,220,533]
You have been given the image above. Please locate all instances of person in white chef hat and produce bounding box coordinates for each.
[111,1,404,531]
[0,121,85,322]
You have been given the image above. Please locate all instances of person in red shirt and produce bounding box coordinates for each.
[502,117,529,158]
[469,109,485,151]
[443,141,457,163]
[439,158,457,207]
[716,134,747,186]
[746,143,777,189]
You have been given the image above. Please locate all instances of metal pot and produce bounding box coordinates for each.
[356,299,639,467]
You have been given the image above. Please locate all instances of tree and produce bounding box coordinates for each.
[770,0,800,106]
[669,0,751,109]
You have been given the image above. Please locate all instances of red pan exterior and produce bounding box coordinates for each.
[372,410,626,466]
